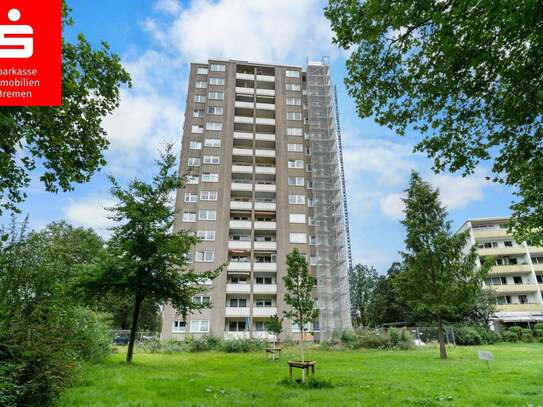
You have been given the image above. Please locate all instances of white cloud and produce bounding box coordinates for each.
[64,197,116,236]
[379,193,405,220]
[145,0,335,64]
[430,172,490,211]
[155,0,181,14]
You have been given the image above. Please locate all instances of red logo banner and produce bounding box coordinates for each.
[0,1,61,106]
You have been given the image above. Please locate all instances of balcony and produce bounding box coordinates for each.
[229,220,252,229]
[230,201,252,210]
[225,307,251,317]
[236,87,254,94]
[256,74,275,82]
[473,228,509,239]
[255,166,275,175]
[253,307,277,317]
[496,304,543,312]
[254,262,277,272]
[227,262,251,272]
[255,117,275,125]
[489,264,531,275]
[232,148,253,156]
[493,284,540,294]
[255,133,275,141]
[255,183,276,192]
[255,149,275,158]
[229,241,251,250]
[233,132,253,140]
[253,284,277,294]
[231,182,252,192]
[256,103,275,110]
[234,116,253,124]
[226,283,251,294]
[235,101,254,109]
[236,73,255,80]
[254,221,276,230]
[254,202,276,211]
[533,264,543,272]
[254,241,277,250]
[478,246,525,256]
[232,165,253,173]
[256,88,275,96]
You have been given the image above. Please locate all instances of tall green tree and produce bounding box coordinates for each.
[349,264,378,327]
[0,1,130,215]
[325,1,543,245]
[395,172,489,359]
[283,249,319,383]
[367,262,410,327]
[84,144,221,363]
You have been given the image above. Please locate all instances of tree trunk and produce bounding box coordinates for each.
[300,327,305,383]
[437,318,447,360]
[126,294,144,364]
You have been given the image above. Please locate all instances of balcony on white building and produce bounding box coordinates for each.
[256,74,275,82]
[232,148,253,156]
[227,262,251,272]
[226,283,251,294]
[235,101,254,109]
[256,88,275,96]
[234,116,254,124]
[233,132,253,140]
[255,103,275,110]
[229,220,252,229]
[225,307,251,317]
[255,183,276,192]
[254,241,277,251]
[255,149,275,158]
[229,241,252,250]
[232,164,253,173]
[236,86,254,94]
[254,202,276,211]
[255,166,275,175]
[255,133,275,141]
[231,182,252,192]
[253,284,277,294]
[253,262,277,272]
[255,117,275,125]
[230,201,252,210]
[252,307,277,317]
[254,221,276,230]
[236,73,255,80]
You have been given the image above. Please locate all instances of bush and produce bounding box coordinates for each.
[454,326,484,346]
[0,363,22,407]
[533,323,543,330]
[501,329,519,342]
[533,328,543,339]
[357,331,390,349]
[521,328,534,342]
[186,335,223,352]
[222,338,267,353]
[340,330,358,348]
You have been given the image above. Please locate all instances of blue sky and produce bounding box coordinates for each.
[13,0,514,273]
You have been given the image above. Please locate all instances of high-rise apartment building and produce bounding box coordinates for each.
[460,217,543,327]
[160,59,352,342]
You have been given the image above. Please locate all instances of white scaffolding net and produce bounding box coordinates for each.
[306,59,352,340]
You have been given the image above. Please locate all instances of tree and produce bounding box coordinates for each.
[283,249,319,382]
[464,288,498,327]
[83,144,221,363]
[349,264,378,327]
[325,1,543,245]
[367,262,410,327]
[267,315,283,360]
[0,1,130,215]
[395,172,489,359]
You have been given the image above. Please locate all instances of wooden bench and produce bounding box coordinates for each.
[265,347,281,359]
[288,360,316,379]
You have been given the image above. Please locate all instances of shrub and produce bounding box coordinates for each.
[0,363,22,407]
[357,331,390,349]
[533,323,543,330]
[222,338,267,353]
[521,329,534,342]
[508,326,522,338]
[501,329,519,342]
[533,328,543,339]
[454,326,483,346]
[340,330,358,348]
[186,335,222,352]
[479,328,499,344]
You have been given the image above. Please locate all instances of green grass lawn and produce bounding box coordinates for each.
[56,343,543,407]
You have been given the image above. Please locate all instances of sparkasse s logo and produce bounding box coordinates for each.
[0,1,61,106]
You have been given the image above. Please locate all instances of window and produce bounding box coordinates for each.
[189,141,202,150]
[186,175,199,185]
[200,190,218,201]
[197,230,216,241]
[309,236,316,245]
[208,106,223,115]
[205,122,223,131]
[292,322,311,332]
[286,70,300,78]
[184,193,198,203]
[210,64,225,72]
[209,77,225,85]
[289,213,306,224]
[286,97,301,106]
[182,212,196,222]
[290,233,307,244]
[518,295,528,304]
[192,295,211,304]
[172,321,185,333]
[286,83,301,91]
[287,127,303,136]
[288,143,303,152]
[187,157,201,167]
[513,276,523,285]
[194,95,206,103]
[203,155,220,165]
[288,176,304,186]
[193,109,204,118]
[185,252,193,264]
[255,276,273,284]
[287,112,302,120]
[229,321,246,332]
[208,91,224,100]
[196,251,214,262]
[229,275,248,284]
[201,172,219,182]
[190,320,209,333]
[196,81,207,88]
[204,138,221,148]
[288,159,304,169]
[289,194,305,204]
[198,209,217,221]
[537,275,543,283]
[255,299,273,307]
[496,296,512,305]
[504,241,513,247]
[229,298,247,307]
[196,67,208,75]
[255,321,267,332]
[191,125,203,133]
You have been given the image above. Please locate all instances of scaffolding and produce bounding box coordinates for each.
[306,58,352,340]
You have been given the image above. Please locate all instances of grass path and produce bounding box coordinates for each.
[56,343,543,406]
